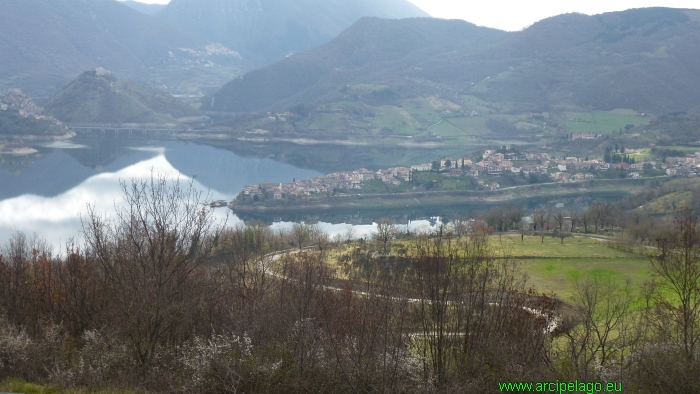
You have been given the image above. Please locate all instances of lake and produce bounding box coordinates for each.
[0,139,443,252]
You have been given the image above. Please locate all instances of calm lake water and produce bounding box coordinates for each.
[0,139,441,252]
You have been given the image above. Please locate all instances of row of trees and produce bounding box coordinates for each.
[474,199,670,245]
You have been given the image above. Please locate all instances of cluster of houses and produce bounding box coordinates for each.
[551,152,700,180]
[241,166,413,200]
[240,148,555,201]
[266,111,291,122]
[550,151,658,181]
[661,153,700,177]
[0,89,62,125]
[569,132,602,140]
[412,149,551,180]
[239,149,700,202]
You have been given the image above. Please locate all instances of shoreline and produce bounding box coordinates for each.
[4,130,75,142]
[229,178,660,214]
[0,146,39,156]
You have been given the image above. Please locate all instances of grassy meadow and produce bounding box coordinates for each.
[324,233,652,303]
[565,110,651,134]
[498,234,651,300]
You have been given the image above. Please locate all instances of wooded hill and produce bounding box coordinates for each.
[0,90,69,137]
[202,8,700,117]
[157,0,429,67]
[43,69,200,124]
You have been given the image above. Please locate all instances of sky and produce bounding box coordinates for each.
[134,0,700,31]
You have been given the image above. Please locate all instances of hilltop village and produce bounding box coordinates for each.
[237,147,700,203]
[0,89,63,125]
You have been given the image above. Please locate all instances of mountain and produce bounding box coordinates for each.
[202,8,700,116]
[0,0,242,100]
[202,17,507,112]
[43,69,200,124]
[157,0,429,66]
[119,0,166,15]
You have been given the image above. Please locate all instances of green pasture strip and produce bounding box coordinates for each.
[442,116,490,136]
[566,111,650,133]
[0,378,141,394]
[370,106,422,135]
[308,112,344,131]
[428,119,466,137]
[401,98,441,125]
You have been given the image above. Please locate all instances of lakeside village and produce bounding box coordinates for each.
[236,147,700,203]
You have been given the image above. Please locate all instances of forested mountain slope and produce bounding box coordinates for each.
[203,8,700,116]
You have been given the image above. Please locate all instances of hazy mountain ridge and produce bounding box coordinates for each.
[202,17,508,112]
[0,0,242,100]
[202,8,700,116]
[43,69,200,124]
[157,0,430,67]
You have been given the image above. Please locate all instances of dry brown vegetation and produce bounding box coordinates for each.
[0,174,699,393]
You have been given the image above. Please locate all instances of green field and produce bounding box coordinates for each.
[497,234,651,300]
[401,99,441,127]
[308,112,345,131]
[0,378,139,394]
[370,105,421,135]
[566,110,651,133]
[425,119,467,137]
[442,116,490,136]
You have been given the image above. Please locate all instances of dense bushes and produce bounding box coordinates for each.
[1,175,700,392]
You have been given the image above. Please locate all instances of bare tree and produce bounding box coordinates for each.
[292,222,312,250]
[507,205,526,231]
[588,200,613,233]
[450,216,471,238]
[373,218,397,252]
[343,225,357,244]
[553,210,567,244]
[647,207,700,361]
[484,204,523,239]
[309,225,331,259]
[82,172,225,372]
[532,209,551,243]
[570,210,582,233]
[581,210,591,234]
[409,228,552,387]
[519,218,529,242]
[560,277,636,380]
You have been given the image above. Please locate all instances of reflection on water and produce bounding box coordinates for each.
[1,139,456,252]
[0,140,322,251]
[1,139,458,252]
[0,139,630,252]
[270,219,443,241]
